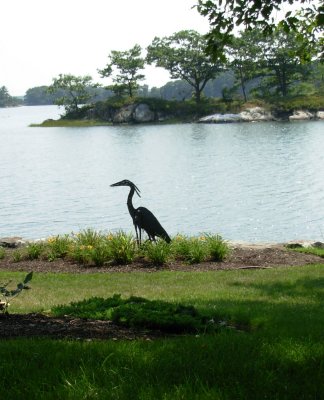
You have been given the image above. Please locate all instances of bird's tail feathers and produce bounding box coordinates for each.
[159,230,171,243]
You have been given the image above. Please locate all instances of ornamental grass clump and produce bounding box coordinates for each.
[88,242,111,267]
[204,234,230,261]
[12,250,22,263]
[69,229,111,266]
[46,235,71,261]
[108,231,137,264]
[26,242,44,260]
[142,239,171,265]
[171,235,208,264]
[170,235,191,260]
[68,244,93,265]
[74,228,103,247]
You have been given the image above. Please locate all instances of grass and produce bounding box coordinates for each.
[30,119,113,127]
[1,264,324,399]
[288,246,324,258]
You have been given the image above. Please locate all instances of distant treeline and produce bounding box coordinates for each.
[0,86,23,107]
[20,71,258,106]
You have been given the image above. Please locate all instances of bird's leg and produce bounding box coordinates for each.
[139,228,142,246]
[134,224,140,246]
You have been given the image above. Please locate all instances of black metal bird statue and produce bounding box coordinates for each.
[110,179,171,245]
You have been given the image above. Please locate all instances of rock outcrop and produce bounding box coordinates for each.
[240,107,274,122]
[90,102,165,124]
[289,110,314,121]
[0,237,26,248]
[199,107,324,124]
[199,113,243,123]
[89,102,324,124]
[199,107,275,123]
[316,111,324,120]
[133,104,155,122]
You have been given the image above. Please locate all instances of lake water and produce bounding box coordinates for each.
[0,105,323,243]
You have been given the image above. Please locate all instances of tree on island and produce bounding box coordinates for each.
[225,26,316,100]
[196,0,323,61]
[146,30,223,104]
[98,44,145,98]
[47,74,97,115]
[255,26,315,97]
[0,86,22,107]
[225,30,264,102]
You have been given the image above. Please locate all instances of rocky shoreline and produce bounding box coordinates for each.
[85,103,324,124]
[198,107,324,124]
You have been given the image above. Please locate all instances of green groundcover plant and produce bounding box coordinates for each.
[52,294,223,334]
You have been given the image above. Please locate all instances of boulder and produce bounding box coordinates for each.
[289,110,314,121]
[133,104,155,122]
[316,111,324,120]
[312,241,324,249]
[199,113,243,123]
[0,237,26,248]
[112,104,136,123]
[240,107,274,122]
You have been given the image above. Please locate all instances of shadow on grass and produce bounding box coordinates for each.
[1,274,324,399]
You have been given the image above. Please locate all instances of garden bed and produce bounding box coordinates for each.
[0,244,322,273]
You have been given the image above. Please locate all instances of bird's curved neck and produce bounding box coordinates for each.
[127,186,136,217]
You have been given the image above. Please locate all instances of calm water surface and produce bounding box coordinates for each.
[0,105,323,242]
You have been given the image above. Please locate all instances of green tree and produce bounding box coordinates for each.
[256,27,314,97]
[197,0,323,60]
[98,44,145,98]
[47,74,96,114]
[146,30,223,103]
[226,30,265,102]
[24,86,57,105]
[0,86,22,107]
[0,86,12,107]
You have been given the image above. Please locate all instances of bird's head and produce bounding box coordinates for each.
[110,179,141,197]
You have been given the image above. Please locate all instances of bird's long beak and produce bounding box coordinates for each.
[110,181,123,187]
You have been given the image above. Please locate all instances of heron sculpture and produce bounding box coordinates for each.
[110,179,171,245]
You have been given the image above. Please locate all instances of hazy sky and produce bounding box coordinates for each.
[1,0,210,96]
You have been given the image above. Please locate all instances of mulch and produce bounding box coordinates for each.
[1,245,323,340]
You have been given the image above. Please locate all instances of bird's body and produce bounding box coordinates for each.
[111,179,171,245]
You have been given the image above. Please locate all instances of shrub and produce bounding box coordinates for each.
[74,228,103,247]
[186,237,208,264]
[204,234,230,261]
[0,247,5,260]
[109,231,137,264]
[171,235,208,264]
[68,244,93,265]
[0,272,33,314]
[142,239,171,265]
[12,250,22,263]
[88,243,111,266]
[52,295,219,334]
[26,242,44,260]
[170,235,191,260]
[46,235,71,260]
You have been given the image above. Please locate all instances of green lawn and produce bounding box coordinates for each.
[1,264,324,399]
